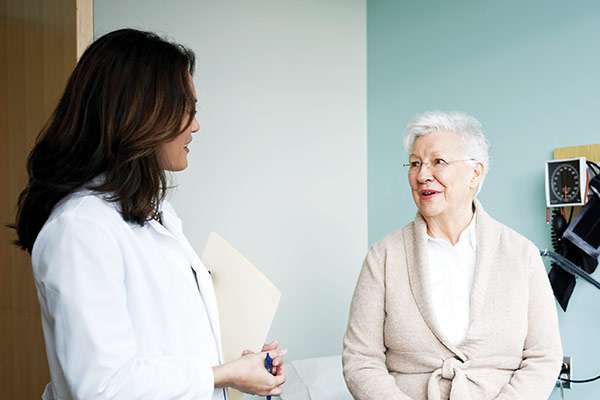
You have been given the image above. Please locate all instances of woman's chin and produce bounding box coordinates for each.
[417,202,445,218]
[163,160,188,172]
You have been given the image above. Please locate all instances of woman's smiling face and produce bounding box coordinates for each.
[159,75,200,172]
[408,130,482,220]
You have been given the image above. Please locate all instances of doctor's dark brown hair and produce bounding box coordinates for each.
[12,28,196,253]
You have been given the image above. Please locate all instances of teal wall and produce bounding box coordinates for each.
[368,1,600,399]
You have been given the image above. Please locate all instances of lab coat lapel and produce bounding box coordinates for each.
[149,210,225,363]
[190,260,225,363]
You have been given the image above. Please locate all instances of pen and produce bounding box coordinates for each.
[264,353,274,400]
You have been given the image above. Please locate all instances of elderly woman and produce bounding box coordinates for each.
[343,112,562,400]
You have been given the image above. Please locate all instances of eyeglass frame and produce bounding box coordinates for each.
[402,157,478,174]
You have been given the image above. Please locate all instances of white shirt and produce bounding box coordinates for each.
[425,216,477,346]
[32,187,226,400]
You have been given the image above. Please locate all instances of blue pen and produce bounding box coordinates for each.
[264,353,274,400]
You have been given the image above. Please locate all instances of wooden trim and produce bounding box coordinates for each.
[1,0,93,397]
[76,0,94,59]
[554,144,600,162]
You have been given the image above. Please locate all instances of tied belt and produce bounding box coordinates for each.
[428,357,471,400]
[387,353,521,400]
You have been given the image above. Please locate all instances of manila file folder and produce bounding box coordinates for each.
[202,232,281,399]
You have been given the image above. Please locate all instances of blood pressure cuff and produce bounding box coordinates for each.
[564,187,600,258]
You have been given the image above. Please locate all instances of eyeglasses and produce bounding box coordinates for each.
[403,158,476,174]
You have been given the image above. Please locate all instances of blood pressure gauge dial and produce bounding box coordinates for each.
[545,157,587,207]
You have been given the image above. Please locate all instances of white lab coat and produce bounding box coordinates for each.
[31,185,226,400]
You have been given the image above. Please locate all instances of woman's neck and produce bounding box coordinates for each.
[425,203,475,245]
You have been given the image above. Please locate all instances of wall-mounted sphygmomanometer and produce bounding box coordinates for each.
[544,154,600,312]
[542,149,600,390]
[544,156,600,258]
[545,157,588,207]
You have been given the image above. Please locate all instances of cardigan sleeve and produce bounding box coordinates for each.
[493,243,563,400]
[32,214,216,400]
[342,246,415,400]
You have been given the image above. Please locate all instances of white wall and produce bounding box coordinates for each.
[95,0,367,360]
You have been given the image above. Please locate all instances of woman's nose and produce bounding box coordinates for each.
[416,163,434,182]
[191,117,200,133]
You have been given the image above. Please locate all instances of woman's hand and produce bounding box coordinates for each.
[213,350,286,396]
[242,340,287,376]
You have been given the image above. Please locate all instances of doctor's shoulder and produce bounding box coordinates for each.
[31,190,125,259]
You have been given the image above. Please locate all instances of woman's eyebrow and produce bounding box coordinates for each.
[409,152,447,158]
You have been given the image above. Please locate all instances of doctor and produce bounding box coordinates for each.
[13,29,285,400]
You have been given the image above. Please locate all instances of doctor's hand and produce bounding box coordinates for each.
[242,340,287,376]
[213,350,286,396]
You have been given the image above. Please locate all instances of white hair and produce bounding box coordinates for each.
[403,111,490,193]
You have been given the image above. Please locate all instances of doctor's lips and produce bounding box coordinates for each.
[184,139,192,152]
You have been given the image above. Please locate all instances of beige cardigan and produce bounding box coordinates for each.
[343,201,562,400]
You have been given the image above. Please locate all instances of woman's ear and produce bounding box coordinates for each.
[470,162,485,190]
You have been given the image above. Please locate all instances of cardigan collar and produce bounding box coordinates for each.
[405,199,501,360]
